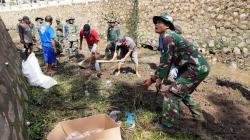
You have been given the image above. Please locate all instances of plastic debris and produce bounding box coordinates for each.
[106,80,112,87]
[84,90,90,96]
[22,53,57,89]
[109,110,121,121]
[125,112,135,128]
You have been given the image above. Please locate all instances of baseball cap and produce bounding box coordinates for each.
[22,16,29,20]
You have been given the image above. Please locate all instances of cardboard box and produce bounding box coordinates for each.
[47,114,122,140]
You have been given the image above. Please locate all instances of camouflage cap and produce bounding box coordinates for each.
[56,18,60,21]
[153,12,175,30]
[107,18,116,23]
[68,16,75,20]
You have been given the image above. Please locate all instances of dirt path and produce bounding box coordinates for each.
[99,48,250,140]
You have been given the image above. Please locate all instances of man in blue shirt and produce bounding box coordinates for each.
[38,15,56,74]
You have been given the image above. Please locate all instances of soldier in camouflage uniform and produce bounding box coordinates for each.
[29,21,36,43]
[144,12,210,128]
[55,18,64,55]
[105,19,121,59]
[55,18,64,45]
[64,17,79,58]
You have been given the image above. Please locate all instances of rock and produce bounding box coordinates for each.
[233,12,238,17]
[26,121,31,126]
[202,43,207,48]
[208,40,215,48]
[106,80,112,87]
[212,57,218,64]
[233,47,241,55]
[240,13,247,20]
[238,42,247,48]
[230,61,238,69]
[242,48,249,57]
[198,47,206,54]
[210,26,217,37]
[222,47,231,54]
[217,14,223,20]
[246,39,250,44]
[211,30,217,37]
[84,90,90,96]
[239,24,248,30]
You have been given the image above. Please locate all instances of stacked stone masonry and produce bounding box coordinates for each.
[0,17,28,140]
[0,0,249,49]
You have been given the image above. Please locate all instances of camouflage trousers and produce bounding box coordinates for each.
[65,41,79,57]
[57,36,64,45]
[162,69,209,128]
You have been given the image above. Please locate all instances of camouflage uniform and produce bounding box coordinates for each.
[153,12,210,128]
[30,22,36,40]
[55,18,64,44]
[105,21,121,58]
[65,17,79,57]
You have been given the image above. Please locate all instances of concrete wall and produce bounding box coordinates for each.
[0,17,28,140]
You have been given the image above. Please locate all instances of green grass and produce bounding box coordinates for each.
[25,61,201,140]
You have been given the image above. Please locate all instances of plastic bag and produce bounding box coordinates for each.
[170,67,178,78]
[22,53,57,89]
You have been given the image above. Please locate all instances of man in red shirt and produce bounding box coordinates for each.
[80,24,100,54]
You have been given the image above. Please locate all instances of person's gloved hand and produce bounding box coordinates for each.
[155,79,163,93]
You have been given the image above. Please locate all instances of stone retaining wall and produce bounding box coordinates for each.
[0,17,28,140]
[0,0,249,49]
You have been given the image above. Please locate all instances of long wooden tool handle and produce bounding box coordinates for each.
[96,60,121,63]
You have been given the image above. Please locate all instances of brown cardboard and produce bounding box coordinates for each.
[47,114,122,140]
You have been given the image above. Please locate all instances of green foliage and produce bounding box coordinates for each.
[127,0,139,44]
[25,61,201,140]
